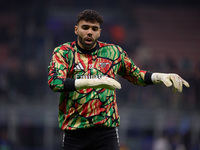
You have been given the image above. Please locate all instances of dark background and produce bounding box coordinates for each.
[0,0,200,149]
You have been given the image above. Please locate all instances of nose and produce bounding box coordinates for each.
[87,28,93,35]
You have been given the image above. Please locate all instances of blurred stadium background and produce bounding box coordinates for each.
[0,0,200,150]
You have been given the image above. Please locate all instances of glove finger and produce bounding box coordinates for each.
[182,79,190,88]
[108,78,121,89]
[178,80,182,93]
[101,77,121,89]
[161,79,173,87]
[170,75,182,93]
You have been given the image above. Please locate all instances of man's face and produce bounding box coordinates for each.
[75,20,101,50]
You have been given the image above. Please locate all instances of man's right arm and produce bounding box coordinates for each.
[48,47,121,92]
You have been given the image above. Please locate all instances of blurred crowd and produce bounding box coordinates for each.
[0,0,200,150]
[0,0,199,109]
[0,0,47,104]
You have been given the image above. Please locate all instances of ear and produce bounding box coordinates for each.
[98,28,102,37]
[74,25,78,35]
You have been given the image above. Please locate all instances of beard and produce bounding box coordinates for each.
[78,36,98,50]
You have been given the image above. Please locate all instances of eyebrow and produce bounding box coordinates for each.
[81,25,100,29]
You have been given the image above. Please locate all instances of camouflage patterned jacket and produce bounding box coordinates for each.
[48,41,152,130]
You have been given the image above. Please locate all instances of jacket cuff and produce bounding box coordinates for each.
[64,78,76,91]
[145,71,154,85]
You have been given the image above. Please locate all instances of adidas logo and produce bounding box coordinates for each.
[74,62,84,70]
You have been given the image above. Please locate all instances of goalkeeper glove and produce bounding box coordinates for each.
[151,73,190,93]
[75,76,121,90]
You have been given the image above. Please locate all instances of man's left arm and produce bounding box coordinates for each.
[117,46,189,92]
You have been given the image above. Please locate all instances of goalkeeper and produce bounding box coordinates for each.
[48,9,189,150]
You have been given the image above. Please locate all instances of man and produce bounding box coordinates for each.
[48,9,189,150]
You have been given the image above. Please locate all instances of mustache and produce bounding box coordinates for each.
[85,36,94,41]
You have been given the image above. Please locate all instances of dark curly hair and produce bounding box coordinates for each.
[77,9,103,25]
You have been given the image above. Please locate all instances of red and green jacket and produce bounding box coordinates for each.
[48,41,153,130]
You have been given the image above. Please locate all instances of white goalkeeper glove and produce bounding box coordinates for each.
[151,73,190,93]
[75,76,121,90]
